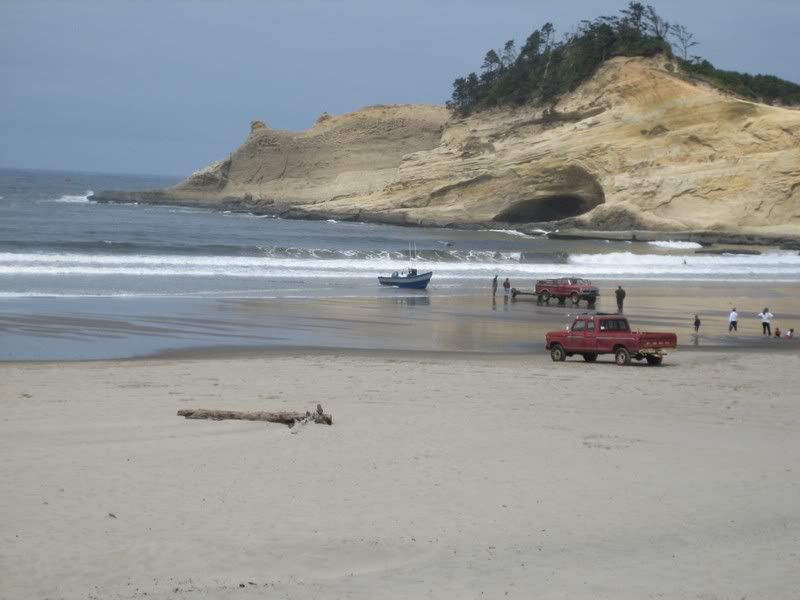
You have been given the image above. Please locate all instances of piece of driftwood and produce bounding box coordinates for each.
[177,403,332,426]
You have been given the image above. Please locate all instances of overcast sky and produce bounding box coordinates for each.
[1,0,798,177]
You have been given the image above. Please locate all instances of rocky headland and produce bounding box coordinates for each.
[93,57,800,245]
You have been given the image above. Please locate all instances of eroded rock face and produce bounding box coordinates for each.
[135,58,800,235]
[491,166,606,222]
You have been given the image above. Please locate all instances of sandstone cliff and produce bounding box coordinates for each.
[94,57,800,239]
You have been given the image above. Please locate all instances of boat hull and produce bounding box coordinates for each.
[378,272,432,289]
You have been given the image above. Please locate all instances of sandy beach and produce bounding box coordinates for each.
[2,348,799,599]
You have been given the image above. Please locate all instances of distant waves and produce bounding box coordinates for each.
[1,249,799,289]
[47,190,94,203]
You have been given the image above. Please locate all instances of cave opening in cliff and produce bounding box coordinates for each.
[494,194,602,223]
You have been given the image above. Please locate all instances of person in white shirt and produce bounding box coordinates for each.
[728,308,738,333]
[757,307,774,336]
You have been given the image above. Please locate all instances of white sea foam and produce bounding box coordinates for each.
[1,250,799,281]
[647,240,703,250]
[486,229,542,238]
[326,219,338,223]
[50,190,94,203]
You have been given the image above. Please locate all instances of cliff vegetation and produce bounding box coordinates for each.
[447,2,800,114]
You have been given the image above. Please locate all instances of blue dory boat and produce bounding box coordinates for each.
[378,268,432,289]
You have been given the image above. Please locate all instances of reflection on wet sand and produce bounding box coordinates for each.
[0,281,798,360]
[392,295,431,308]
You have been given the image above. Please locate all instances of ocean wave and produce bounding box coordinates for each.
[0,239,576,263]
[569,251,800,266]
[0,248,569,266]
[486,229,535,238]
[49,190,95,203]
[1,249,799,280]
[647,240,703,250]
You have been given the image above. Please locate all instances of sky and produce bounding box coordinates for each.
[1,0,798,177]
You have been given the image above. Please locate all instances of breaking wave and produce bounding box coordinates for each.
[1,249,798,282]
[647,240,703,250]
[48,190,95,203]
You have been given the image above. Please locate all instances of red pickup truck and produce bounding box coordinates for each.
[545,314,677,366]
[535,277,599,305]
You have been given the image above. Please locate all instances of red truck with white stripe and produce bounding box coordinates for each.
[545,314,677,366]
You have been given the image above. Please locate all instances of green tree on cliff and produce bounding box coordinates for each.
[446,2,800,114]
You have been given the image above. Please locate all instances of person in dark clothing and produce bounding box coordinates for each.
[492,275,498,297]
[615,286,626,313]
[693,314,701,333]
[502,278,511,302]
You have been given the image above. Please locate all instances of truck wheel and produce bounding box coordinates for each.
[541,290,551,302]
[614,347,631,366]
[646,355,663,366]
[583,353,598,362]
[550,344,566,362]
[570,292,580,304]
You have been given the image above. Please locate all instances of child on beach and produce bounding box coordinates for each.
[786,328,795,338]
[728,308,738,333]
[693,314,701,333]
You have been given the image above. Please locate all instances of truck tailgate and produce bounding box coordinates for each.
[639,332,677,349]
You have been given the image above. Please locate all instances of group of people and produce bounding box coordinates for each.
[490,276,794,339]
[724,308,794,338]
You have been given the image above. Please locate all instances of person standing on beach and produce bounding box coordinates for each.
[492,275,498,297]
[503,278,511,301]
[728,308,738,333]
[757,307,774,336]
[693,314,701,333]
[615,286,626,313]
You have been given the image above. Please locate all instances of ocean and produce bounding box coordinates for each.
[1,168,799,359]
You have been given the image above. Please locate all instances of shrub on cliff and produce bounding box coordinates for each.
[678,59,800,106]
[448,2,800,114]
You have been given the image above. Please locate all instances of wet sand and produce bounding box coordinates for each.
[2,349,799,599]
[2,281,799,360]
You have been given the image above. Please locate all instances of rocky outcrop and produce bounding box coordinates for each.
[92,57,800,239]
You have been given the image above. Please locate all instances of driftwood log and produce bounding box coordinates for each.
[177,403,332,426]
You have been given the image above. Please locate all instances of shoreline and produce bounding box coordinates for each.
[3,282,799,362]
[89,191,800,249]
[2,338,797,366]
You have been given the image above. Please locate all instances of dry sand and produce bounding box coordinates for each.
[2,349,800,599]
